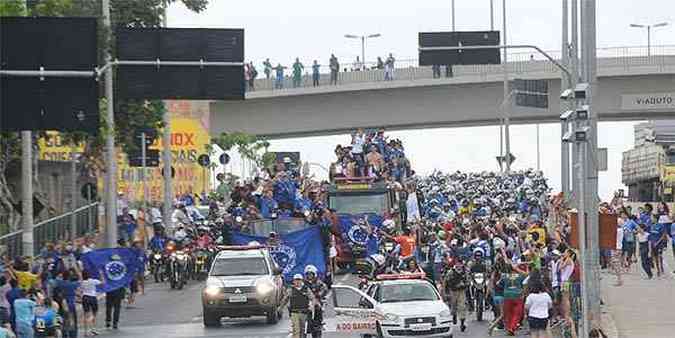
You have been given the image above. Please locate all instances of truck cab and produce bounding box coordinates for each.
[327,178,400,268]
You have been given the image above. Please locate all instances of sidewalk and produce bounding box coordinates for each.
[601,252,675,338]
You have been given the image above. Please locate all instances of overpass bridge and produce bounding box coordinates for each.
[210,46,675,138]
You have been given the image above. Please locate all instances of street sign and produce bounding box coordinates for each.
[128,149,160,167]
[115,28,245,100]
[198,154,211,167]
[134,128,158,148]
[81,182,98,200]
[0,17,99,133]
[419,31,501,66]
[512,79,549,109]
[219,153,230,165]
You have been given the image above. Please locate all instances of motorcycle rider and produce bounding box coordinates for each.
[303,265,327,337]
[443,260,468,332]
[149,229,168,253]
[288,274,313,338]
[196,227,213,248]
[467,247,489,314]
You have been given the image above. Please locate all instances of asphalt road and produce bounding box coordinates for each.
[89,274,529,338]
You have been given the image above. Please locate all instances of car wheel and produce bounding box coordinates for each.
[203,309,221,327]
[266,306,279,324]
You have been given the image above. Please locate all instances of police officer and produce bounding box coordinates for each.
[304,265,327,337]
[288,274,312,338]
[443,261,468,332]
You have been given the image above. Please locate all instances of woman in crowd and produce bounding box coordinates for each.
[525,280,553,338]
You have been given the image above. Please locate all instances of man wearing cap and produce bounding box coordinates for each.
[288,274,312,338]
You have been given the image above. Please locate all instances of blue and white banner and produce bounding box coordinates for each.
[81,248,143,292]
[232,226,326,282]
[336,213,383,256]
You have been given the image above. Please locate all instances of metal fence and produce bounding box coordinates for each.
[247,45,675,93]
[0,202,99,258]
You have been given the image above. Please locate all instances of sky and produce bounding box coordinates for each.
[167,0,675,200]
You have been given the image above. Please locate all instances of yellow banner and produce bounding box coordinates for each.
[38,132,85,161]
[664,165,675,184]
[38,100,212,203]
[117,116,211,203]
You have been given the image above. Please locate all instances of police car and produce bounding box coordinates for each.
[332,273,453,338]
[202,245,285,327]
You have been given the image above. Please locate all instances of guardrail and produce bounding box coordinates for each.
[0,202,99,257]
[247,45,675,93]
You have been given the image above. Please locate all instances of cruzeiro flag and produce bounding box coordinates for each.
[231,226,326,282]
[81,248,143,292]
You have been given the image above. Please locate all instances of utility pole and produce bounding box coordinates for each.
[570,0,579,206]
[490,0,494,30]
[162,1,174,233]
[70,148,78,240]
[21,131,34,256]
[102,0,118,248]
[581,0,601,328]
[502,0,511,172]
[451,0,456,31]
[561,0,571,196]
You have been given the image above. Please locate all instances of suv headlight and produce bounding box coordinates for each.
[256,280,275,295]
[204,286,221,297]
[383,313,400,322]
[439,309,451,318]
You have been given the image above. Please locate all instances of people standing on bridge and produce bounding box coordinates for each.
[432,64,441,78]
[292,58,304,88]
[353,56,363,71]
[273,63,287,89]
[263,58,272,79]
[247,62,258,91]
[311,60,321,87]
[384,53,395,81]
[329,54,339,85]
[376,56,384,70]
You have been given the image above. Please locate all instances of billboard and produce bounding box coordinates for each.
[38,100,211,203]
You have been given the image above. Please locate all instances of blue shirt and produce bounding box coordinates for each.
[671,223,675,244]
[55,279,80,308]
[13,298,36,324]
[623,219,637,242]
[312,64,320,75]
[648,222,666,243]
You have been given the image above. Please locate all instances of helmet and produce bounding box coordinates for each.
[293,274,304,281]
[473,247,485,258]
[493,237,506,251]
[437,230,447,240]
[304,265,318,277]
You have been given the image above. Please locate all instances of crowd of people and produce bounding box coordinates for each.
[0,234,146,338]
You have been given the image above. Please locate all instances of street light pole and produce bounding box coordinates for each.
[630,22,668,57]
[345,34,381,68]
[502,0,511,172]
[452,0,456,31]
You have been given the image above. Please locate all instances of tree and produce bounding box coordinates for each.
[211,132,276,172]
[0,0,210,231]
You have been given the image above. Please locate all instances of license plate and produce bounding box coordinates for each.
[410,323,432,331]
[228,295,247,303]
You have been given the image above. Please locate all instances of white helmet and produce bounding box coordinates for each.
[493,237,506,251]
[473,247,485,257]
[304,265,318,276]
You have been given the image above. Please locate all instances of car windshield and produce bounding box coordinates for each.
[379,283,439,303]
[329,193,388,215]
[210,257,269,276]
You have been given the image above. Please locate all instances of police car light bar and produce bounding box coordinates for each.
[375,272,427,281]
[216,244,266,251]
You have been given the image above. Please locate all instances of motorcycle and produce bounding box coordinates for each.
[149,250,165,283]
[169,249,189,290]
[470,271,488,321]
[192,248,211,280]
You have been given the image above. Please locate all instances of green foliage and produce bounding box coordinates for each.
[0,0,26,15]
[212,132,273,169]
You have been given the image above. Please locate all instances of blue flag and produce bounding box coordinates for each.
[232,226,326,282]
[336,213,384,256]
[81,248,143,292]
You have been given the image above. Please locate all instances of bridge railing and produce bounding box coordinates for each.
[0,202,99,257]
[247,45,675,93]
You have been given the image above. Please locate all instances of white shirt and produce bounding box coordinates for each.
[616,226,624,250]
[525,292,552,319]
[81,278,102,297]
[549,260,560,288]
[351,134,365,154]
[637,231,649,243]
